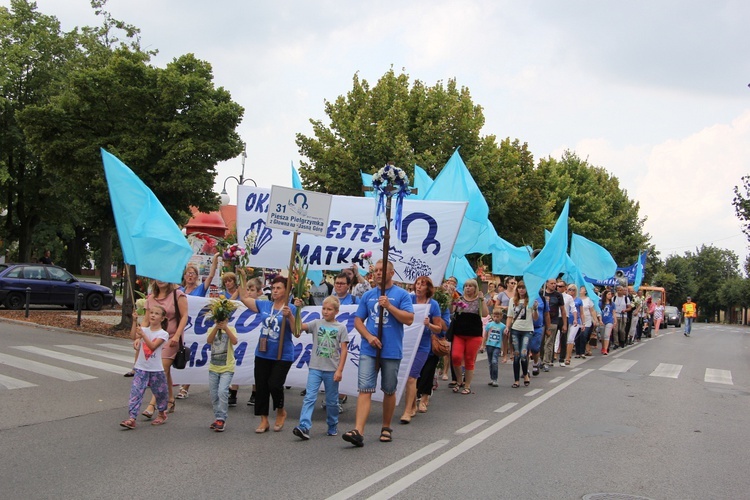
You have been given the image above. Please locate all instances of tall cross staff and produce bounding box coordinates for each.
[363,163,416,352]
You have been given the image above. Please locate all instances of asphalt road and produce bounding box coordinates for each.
[0,320,748,500]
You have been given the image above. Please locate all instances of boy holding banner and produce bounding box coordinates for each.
[343,260,414,447]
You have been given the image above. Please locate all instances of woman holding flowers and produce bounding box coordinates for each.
[239,276,297,433]
[450,278,488,394]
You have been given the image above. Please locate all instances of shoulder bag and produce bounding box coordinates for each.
[172,290,190,370]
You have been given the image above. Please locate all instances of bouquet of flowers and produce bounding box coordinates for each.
[208,296,238,323]
[432,287,451,313]
[290,252,310,338]
[358,250,373,269]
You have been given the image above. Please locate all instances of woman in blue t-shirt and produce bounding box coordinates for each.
[239,276,297,434]
[599,289,616,355]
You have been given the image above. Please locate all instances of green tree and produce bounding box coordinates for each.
[686,245,740,321]
[0,0,77,261]
[732,175,750,242]
[296,69,489,196]
[538,151,649,263]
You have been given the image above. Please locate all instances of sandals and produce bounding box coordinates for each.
[342,429,364,447]
[418,401,428,413]
[448,381,458,388]
[255,425,269,433]
[512,382,520,388]
[399,415,411,424]
[379,427,393,443]
[120,418,136,429]
[460,387,472,395]
[141,404,155,419]
[167,400,176,413]
[123,370,135,377]
[452,383,465,393]
[176,387,189,399]
[151,412,168,426]
[564,359,571,366]
[524,376,531,387]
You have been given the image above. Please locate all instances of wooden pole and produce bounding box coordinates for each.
[377,194,392,344]
[277,231,298,360]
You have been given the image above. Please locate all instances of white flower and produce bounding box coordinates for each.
[235,250,242,257]
[397,170,406,180]
[386,169,396,180]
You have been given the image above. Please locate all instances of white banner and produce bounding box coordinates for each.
[235,186,467,285]
[172,295,429,404]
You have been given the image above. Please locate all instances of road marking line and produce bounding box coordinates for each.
[571,368,581,372]
[600,359,638,373]
[455,419,488,435]
[705,368,732,385]
[0,373,37,390]
[12,346,129,374]
[549,376,564,384]
[524,388,542,397]
[57,345,134,363]
[327,439,450,500]
[96,343,134,353]
[494,402,517,413]
[0,352,96,381]
[650,363,682,378]
[334,369,594,500]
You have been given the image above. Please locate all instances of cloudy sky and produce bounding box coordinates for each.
[9,0,750,268]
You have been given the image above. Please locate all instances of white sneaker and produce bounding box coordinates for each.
[559,361,565,367]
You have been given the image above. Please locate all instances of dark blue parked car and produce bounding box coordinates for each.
[0,264,113,311]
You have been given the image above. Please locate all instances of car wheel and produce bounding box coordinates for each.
[4,292,25,310]
[86,293,104,311]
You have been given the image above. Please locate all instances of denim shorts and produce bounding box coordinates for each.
[358,354,400,395]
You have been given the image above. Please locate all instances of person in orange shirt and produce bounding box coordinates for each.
[682,297,698,336]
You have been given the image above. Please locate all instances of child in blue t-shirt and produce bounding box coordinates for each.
[482,308,506,386]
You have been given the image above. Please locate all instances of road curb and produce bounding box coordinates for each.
[0,316,127,340]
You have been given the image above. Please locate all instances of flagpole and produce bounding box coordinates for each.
[278,232,298,361]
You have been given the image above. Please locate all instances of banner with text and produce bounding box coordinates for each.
[171,296,429,404]
[235,186,467,285]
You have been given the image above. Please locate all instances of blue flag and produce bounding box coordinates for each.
[101,149,193,283]
[291,162,303,189]
[523,199,570,297]
[411,165,433,200]
[360,171,375,198]
[633,250,647,291]
[424,150,490,255]
[570,233,617,281]
[445,253,476,291]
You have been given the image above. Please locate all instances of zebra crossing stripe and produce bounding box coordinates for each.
[57,345,134,363]
[96,343,134,353]
[650,363,682,378]
[12,346,129,374]
[600,359,638,373]
[0,352,96,381]
[0,373,38,390]
[705,368,732,385]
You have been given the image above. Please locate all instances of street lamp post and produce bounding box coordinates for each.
[220,142,257,205]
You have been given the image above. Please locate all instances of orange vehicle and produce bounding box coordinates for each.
[640,286,667,306]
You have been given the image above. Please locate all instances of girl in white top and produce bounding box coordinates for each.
[120,306,171,429]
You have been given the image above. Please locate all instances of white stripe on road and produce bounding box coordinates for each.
[57,345,134,363]
[339,369,594,500]
[455,420,488,435]
[650,363,682,379]
[0,373,37,390]
[12,346,129,374]
[549,376,564,384]
[705,368,733,385]
[0,352,96,381]
[524,388,543,397]
[494,402,517,413]
[600,359,638,373]
[96,343,134,353]
[327,439,450,500]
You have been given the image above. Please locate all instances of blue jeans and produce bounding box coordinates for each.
[209,370,234,421]
[510,329,532,382]
[357,355,400,395]
[685,317,693,334]
[485,345,501,381]
[299,368,339,432]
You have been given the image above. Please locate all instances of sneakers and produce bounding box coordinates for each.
[210,420,219,430]
[300,389,307,396]
[491,380,499,387]
[327,426,338,436]
[559,361,565,367]
[214,420,226,432]
[532,364,540,376]
[293,426,310,440]
[542,364,550,372]
[247,393,256,406]
[228,390,237,407]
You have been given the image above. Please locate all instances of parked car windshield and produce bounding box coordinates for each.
[47,266,74,282]
[665,306,678,314]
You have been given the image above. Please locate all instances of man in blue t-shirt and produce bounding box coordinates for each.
[342,260,414,447]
